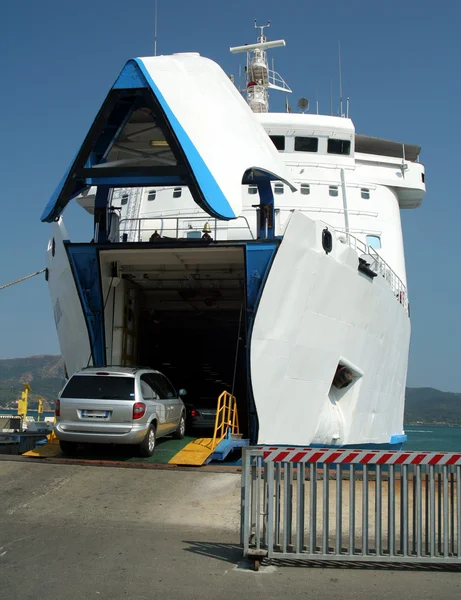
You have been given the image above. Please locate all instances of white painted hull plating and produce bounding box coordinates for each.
[47,212,409,449]
[251,212,408,447]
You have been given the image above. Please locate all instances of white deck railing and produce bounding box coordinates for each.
[117,211,408,314]
[118,215,255,242]
[346,232,409,314]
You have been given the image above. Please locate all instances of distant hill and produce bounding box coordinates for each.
[404,387,461,425]
[0,355,65,409]
[0,355,460,423]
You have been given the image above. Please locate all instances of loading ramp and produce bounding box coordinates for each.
[169,391,249,466]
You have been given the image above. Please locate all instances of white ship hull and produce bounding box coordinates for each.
[42,41,424,450]
[47,209,409,449]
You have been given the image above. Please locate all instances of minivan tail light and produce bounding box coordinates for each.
[55,399,60,417]
[133,402,146,420]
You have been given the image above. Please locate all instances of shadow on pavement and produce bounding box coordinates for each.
[183,541,461,572]
[267,558,461,572]
[183,540,243,564]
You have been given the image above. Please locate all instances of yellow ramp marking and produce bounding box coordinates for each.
[47,426,59,444]
[23,425,61,457]
[23,442,62,458]
[169,438,214,466]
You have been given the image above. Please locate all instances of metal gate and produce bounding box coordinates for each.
[240,447,461,569]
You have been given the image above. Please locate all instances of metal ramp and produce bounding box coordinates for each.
[170,391,248,466]
[171,437,216,466]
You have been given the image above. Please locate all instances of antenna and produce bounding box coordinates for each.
[316,87,319,115]
[346,97,350,118]
[230,22,290,113]
[154,0,158,56]
[401,143,409,177]
[338,40,343,117]
[330,79,333,116]
[255,20,271,42]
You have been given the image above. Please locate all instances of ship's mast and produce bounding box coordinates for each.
[230,21,291,113]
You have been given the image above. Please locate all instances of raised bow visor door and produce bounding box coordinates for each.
[41,55,295,224]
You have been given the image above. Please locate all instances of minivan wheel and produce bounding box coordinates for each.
[139,424,156,457]
[172,413,186,440]
[60,441,79,456]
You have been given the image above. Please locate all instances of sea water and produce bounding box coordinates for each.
[404,425,461,452]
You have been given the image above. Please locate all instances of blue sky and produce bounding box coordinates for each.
[1,0,460,391]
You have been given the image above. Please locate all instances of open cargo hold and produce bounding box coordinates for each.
[63,239,279,444]
[101,245,250,438]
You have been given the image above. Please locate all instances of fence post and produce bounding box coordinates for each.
[241,447,251,553]
[296,462,305,554]
[267,461,275,558]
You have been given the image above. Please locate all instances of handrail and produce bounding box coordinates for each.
[346,232,409,313]
[211,391,240,450]
[119,215,255,241]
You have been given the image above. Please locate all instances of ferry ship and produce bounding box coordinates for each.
[41,24,425,449]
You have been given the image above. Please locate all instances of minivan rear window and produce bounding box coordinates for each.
[61,375,135,400]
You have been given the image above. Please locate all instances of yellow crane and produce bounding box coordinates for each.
[17,383,31,423]
[37,397,44,422]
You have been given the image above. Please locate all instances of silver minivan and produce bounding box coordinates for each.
[54,367,186,457]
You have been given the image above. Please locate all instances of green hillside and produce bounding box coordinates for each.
[0,355,65,409]
[404,387,461,425]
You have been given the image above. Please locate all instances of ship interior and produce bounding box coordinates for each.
[103,246,251,438]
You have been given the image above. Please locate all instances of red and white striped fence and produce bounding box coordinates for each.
[259,447,461,466]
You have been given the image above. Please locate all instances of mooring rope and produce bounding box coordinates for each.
[0,269,47,291]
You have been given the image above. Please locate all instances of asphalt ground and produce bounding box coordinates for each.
[0,460,460,600]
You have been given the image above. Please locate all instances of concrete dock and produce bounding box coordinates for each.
[0,458,460,599]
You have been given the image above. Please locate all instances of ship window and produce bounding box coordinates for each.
[269,136,285,151]
[147,190,156,201]
[274,183,284,195]
[300,183,310,195]
[121,194,129,206]
[294,137,318,152]
[248,185,258,195]
[366,235,381,249]
[173,187,182,198]
[329,185,339,197]
[186,231,201,239]
[422,173,425,183]
[328,139,351,155]
[361,188,370,199]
